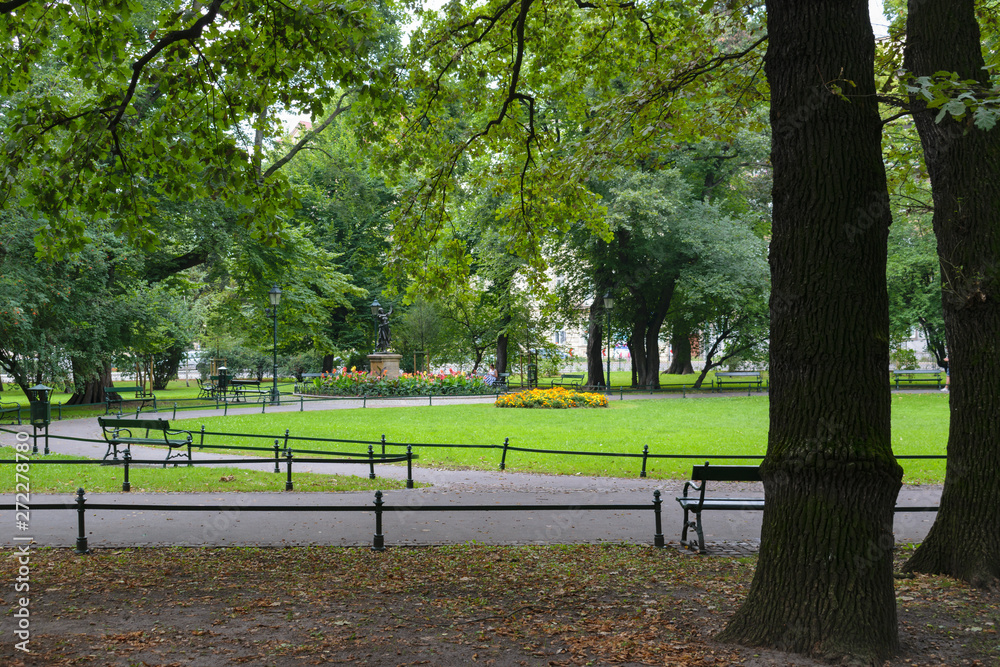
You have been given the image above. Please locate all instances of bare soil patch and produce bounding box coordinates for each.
[2,544,997,666]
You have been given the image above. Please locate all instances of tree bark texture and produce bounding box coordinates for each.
[585,296,605,388]
[902,0,1000,588]
[718,1,903,663]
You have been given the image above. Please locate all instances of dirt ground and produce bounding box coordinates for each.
[2,544,997,666]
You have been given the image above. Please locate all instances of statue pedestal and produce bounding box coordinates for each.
[368,353,403,379]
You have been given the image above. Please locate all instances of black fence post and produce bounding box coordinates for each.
[285,449,294,491]
[152,395,158,412]
[75,488,89,555]
[224,401,228,417]
[283,429,290,454]
[406,445,414,489]
[640,444,649,478]
[368,444,376,480]
[261,399,267,414]
[273,440,281,473]
[300,395,304,412]
[499,437,510,471]
[653,490,665,548]
[381,434,386,458]
[372,490,385,552]
[363,394,367,408]
[172,402,177,419]
[122,449,132,492]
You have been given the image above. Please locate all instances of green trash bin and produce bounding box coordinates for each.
[26,384,52,427]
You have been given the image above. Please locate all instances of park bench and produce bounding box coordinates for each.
[552,373,585,388]
[104,386,155,415]
[228,379,269,402]
[97,416,193,466]
[676,462,764,554]
[494,372,510,391]
[892,368,943,390]
[714,371,763,392]
[0,400,21,425]
[677,461,941,554]
[296,372,323,392]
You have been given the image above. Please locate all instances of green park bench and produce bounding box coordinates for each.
[891,368,943,389]
[104,386,156,415]
[97,416,193,466]
[714,371,763,392]
[552,373,585,388]
[0,400,22,425]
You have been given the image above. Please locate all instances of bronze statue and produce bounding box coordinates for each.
[375,306,392,352]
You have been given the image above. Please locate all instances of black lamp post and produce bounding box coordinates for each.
[267,285,282,404]
[603,291,614,390]
[370,299,381,350]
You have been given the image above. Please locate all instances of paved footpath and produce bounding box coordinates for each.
[1,393,942,553]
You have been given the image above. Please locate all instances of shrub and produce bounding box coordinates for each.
[495,387,608,409]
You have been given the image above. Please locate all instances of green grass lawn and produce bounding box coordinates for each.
[0,446,414,494]
[169,392,949,484]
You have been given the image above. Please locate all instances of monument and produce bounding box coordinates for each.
[368,305,402,379]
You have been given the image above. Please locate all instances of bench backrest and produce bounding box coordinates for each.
[715,372,761,378]
[691,463,762,482]
[98,417,170,432]
[562,374,584,379]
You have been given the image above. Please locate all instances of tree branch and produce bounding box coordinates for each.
[109,0,226,131]
[263,90,354,179]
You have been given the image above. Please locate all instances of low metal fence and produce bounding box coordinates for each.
[2,420,948,483]
[2,488,670,553]
[0,448,417,492]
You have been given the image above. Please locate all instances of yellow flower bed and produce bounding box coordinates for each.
[495,386,609,409]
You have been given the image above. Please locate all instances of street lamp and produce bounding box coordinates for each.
[370,299,381,352]
[267,285,282,404]
[603,291,615,391]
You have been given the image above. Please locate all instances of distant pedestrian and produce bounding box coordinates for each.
[941,356,949,393]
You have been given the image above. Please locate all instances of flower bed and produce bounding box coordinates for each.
[302,368,494,397]
[495,387,608,409]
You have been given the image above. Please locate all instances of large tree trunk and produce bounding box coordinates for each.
[585,296,605,388]
[496,331,509,374]
[66,360,112,406]
[902,0,1000,588]
[718,1,902,663]
[625,285,673,389]
[665,329,694,375]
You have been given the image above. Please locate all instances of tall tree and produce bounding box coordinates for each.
[901,0,1000,588]
[717,1,903,663]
